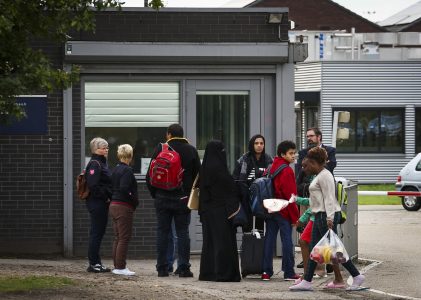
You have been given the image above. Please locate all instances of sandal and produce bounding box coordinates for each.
[325,281,346,289]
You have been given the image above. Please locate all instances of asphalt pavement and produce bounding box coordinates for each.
[1,205,420,300]
[358,205,421,300]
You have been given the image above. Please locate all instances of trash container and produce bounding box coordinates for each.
[337,178,358,259]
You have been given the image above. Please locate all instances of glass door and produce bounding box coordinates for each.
[185,79,261,172]
[196,91,249,172]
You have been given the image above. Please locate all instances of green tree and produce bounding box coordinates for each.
[0,0,163,124]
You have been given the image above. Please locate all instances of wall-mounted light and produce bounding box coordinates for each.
[267,13,283,24]
[267,13,286,42]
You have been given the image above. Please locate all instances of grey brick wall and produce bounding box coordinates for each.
[0,42,64,255]
[75,10,289,42]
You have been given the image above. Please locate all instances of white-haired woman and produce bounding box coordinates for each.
[86,137,112,273]
[110,144,139,276]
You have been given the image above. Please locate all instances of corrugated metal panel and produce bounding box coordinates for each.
[334,157,411,184]
[85,82,179,127]
[320,62,421,182]
[295,62,322,91]
[405,105,416,158]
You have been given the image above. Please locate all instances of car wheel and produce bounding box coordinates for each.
[401,187,421,211]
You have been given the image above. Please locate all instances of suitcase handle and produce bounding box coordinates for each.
[252,216,265,237]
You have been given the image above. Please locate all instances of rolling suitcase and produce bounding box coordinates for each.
[240,217,265,278]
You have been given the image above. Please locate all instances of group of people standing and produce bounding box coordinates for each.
[83,123,366,291]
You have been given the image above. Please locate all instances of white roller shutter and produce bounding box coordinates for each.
[85,82,179,127]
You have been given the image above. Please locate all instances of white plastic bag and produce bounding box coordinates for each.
[310,229,349,265]
[263,195,296,213]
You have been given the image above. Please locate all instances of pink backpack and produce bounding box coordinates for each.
[149,143,184,190]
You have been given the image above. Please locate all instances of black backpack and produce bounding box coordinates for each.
[249,164,288,218]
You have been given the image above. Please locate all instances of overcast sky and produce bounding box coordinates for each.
[122,0,420,23]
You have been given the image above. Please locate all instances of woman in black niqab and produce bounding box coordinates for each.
[198,140,241,282]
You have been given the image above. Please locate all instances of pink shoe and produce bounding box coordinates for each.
[289,279,313,291]
[325,281,346,289]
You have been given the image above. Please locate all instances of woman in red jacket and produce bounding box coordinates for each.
[262,141,300,281]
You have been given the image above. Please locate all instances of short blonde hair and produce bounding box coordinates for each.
[117,144,133,161]
[90,137,108,153]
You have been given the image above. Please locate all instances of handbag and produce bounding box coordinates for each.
[188,174,199,210]
[231,203,248,227]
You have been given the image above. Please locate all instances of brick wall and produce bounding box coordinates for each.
[75,10,289,42]
[0,41,64,255]
[402,21,421,32]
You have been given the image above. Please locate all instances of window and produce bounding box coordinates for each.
[416,159,421,171]
[416,108,421,153]
[335,108,404,153]
[196,91,249,172]
[84,82,180,175]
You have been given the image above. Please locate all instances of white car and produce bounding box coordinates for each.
[395,153,421,211]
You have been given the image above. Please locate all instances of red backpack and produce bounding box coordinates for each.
[149,143,184,190]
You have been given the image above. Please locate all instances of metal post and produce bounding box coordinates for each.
[63,64,73,257]
[332,110,339,148]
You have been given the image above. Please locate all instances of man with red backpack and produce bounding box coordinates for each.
[146,124,200,278]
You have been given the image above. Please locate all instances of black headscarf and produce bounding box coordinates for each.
[199,140,239,216]
[200,140,228,187]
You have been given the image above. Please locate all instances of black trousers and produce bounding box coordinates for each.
[304,211,360,282]
[86,199,109,265]
[155,197,191,272]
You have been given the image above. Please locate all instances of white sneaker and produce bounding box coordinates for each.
[347,274,365,290]
[112,268,136,276]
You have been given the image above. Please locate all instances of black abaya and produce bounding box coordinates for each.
[198,140,241,282]
[199,206,241,282]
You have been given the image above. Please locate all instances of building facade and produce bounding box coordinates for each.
[293,31,421,183]
[0,8,304,257]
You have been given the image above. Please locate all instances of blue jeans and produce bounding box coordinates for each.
[304,211,360,282]
[263,214,296,278]
[167,220,179,271]
[155,197,191,272]
[86,200,109,265]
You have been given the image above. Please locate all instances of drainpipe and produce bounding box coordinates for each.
[351,27,355,60]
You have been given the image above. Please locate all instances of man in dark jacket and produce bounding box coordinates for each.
[296,127,336,175]
[296,127,337,198]
[146,124,200,278]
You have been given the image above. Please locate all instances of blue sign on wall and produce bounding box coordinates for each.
[319,33,324,59]
[0,96,48,135]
